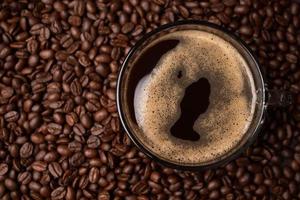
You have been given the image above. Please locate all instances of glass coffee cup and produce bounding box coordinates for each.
[117,21,292,170]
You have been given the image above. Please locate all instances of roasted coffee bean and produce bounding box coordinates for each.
[70,79,82,96]
[234,5,250,15]
[1,87,13,99]
[286,53,298,63]
[73,123,86,136]
[207,179,221,190]
[132,181,149,194]
[31,133,45,144]
[0,163,8,176]
[32,161,47,172]
[122,22,135,34]
[49,162,63,178]
[20,142,33,158]
[39,49,54,59]
[89,167,100,183]
[66,112,78,126]
[27,38,39,54]
[51,186,66,200]
[68,141,82,152]
[4,178,17,190]
[47,123,62,135]
[69,152,84,167]
[87,135,101,148]
[94,108,108,122]
[4,111,19,122]
[80,113,93,129]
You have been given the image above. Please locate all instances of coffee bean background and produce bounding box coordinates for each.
[0,0,299,199]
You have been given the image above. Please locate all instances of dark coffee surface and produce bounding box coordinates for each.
[170,77,211,141]
[0,0,299,199]
[131,30,257,164]
[126,39,179,124]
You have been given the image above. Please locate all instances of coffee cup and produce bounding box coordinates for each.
[117,21,292,170]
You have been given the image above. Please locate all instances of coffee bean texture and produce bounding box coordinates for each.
[0,0,299,199]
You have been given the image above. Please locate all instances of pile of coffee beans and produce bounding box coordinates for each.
[0,0,299,199]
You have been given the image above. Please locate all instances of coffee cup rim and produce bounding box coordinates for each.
[116,20,266,171]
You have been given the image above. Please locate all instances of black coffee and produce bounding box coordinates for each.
[171,77,210,141]
[123,30,257,164]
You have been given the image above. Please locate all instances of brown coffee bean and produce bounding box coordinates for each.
[122,22,135,34]
[5,178,17,191]
[65,186,75,200]
[44,151,58,163]
[255,185,267,196]
[51,186,66,200]
[111,37,128,48]
[32,161,47,172]
[276,15,289,26]
[89,167,100,183]
[0,163,8,176]
[1,87,13,99]
[69,152,84,167]
[39,49,54,59]
[239,173,251,186]
[95,54,112,64]
[73,123,86,136]
[209,190,220,199]
[211,3,225,13]
[283,166,294,179]
[18,171,32,184]
[4,111,19,122]
[223,0,237,6]
[132,25,144,37]
[47,123,62,135]
[98,191,110,200]
[106,88,116,100]
[234,5,250,15]
[94,108,108,122]
[30,133,45,144]
[27,38,39,54]
[132,181,149,194]
[20,142,33,158]
[78,54,91,67]
[65,112,78,126]
[29,181,41,192]
[295,153,300,164]
[68,141,82,153]
[59,35,73,49]
[207,179,221,190]
[286,53,298,64]
[66,41,80,54]
[80,113,92,129]
[68,15,82,26]
[239,25,253,36]
[9,144,19,158]
[29,115,43,129]
[72,0,85,16]
[87,135,101,148]
[57,144,71,156]
[70,79,82,96]
[49,162,63,178]
[40,186,50,197]
[84,148,97,158]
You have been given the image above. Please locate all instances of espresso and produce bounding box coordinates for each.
[125,30,257,165]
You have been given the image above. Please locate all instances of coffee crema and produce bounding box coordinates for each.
[125,30,257,165]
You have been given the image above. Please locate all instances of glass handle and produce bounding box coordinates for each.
[266,88,293,107]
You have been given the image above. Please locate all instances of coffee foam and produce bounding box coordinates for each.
[133,30,257,164]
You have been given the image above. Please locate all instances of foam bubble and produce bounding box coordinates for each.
[132,30,257,165]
